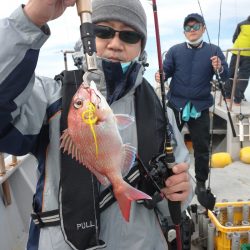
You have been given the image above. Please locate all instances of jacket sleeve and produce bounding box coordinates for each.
[232,23,241,43]
[163,48,175,80]
[0,6,52,155]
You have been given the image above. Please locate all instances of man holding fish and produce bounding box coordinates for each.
[0,0,193,249]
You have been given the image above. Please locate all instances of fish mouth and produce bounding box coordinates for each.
[81,101,99,125]
[81,84,101,108]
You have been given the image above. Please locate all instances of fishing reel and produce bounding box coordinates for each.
[141,153,173,209]
[148,153,171,189]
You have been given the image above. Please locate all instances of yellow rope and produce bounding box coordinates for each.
[82,101,99,157]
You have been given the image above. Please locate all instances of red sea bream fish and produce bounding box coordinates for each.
[60,81,151,221]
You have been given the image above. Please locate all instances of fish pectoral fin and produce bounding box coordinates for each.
[115,114,135,130]
[121,144,136,176]
[60,129,85,165]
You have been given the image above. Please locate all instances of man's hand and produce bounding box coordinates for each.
[161,162,191,202]
[155,71,160,83]
[155,70,166,83]
[24,0,76,27]
[211,56,222,72]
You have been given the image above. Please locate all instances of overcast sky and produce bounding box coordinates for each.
[1,0,249,87]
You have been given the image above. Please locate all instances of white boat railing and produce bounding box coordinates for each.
[0,153,19,206]
[218,47,250,111]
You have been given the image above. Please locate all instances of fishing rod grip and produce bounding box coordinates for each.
[164,146,182,225]
[76,0,92,15]
[76,0,92,16]
[76,0,97,71]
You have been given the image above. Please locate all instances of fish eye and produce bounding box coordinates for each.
[74,99,83,109]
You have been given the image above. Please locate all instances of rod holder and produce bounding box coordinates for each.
[207,223,215,250]
[242,220,250,226]
[243,204,250,222]
[225,221,233,227]
[198,207,205,238]
[227,205,234,224]
[231,232,240,250]
[203,216,210,248]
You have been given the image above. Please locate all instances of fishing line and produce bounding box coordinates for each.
[197,0,236,140]
[197,0,224,192]
[144,1,183,249]
[197,0,236,183]
[60,0,81,92]
[82,101,99,156]
[60,0,100,240]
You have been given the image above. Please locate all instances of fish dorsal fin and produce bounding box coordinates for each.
[121,144,136,176]
[115,114,135,130]
[60,129,85,165]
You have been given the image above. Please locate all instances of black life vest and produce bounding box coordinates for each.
[57,69,166,250]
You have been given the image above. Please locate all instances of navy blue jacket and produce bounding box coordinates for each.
[164,42,228,112]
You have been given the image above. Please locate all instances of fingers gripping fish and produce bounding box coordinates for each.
[60,81,151,221]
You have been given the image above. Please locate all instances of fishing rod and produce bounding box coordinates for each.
[75,0,100,244]
[76,0,97,72]
[193,0,241,212]
[77,1,181,248]
[149,0,182,249]
[197,0,236,138]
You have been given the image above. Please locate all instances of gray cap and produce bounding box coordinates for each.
[92,0,147,52]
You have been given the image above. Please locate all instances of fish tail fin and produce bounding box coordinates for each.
[114,182,151,222]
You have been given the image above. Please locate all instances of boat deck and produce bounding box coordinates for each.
[189,155,250,249]
[189,157,250,204]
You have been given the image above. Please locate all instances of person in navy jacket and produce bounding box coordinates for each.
[156,13,228,203]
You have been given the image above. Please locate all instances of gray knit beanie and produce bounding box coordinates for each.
[92,0,147,52]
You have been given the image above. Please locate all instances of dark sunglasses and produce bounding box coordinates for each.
[94,25,142,44]
[184,23,202,32]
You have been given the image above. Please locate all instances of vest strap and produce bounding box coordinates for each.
[99,161,141,212]
[31,162,141,228]
[31,209,60,228]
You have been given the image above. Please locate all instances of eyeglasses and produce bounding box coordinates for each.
[94,25,142,44]
[184,23,201,32]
